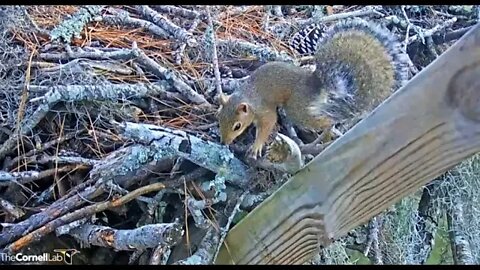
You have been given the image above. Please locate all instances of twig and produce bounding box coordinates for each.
[299,6,383,27]
[0,183,102,248]
[50,5,105,43]
[408,18,458,44]
[273,5,284,17]
[425,37,439,58]
[0,165,81,187]
[0,82,171,160]
[131,42,210,106]
[39,46,135,62]
[206,7,223,97]
[212,191,248,263]
[0,147,175,247]
[240,175,293,211]
[136,6,197,47]
[35,155,99,166]
[55,218,88,236]
[149,244,171,265]
[432,26,473,44]
[446,189,476,265]
[150,5,201,20]
[217,39,293,63]
[203,77,247,95]
[175,16,202,65]
[7,132,78,169]
[31,184,56,207]
[404,52,420,76]
[65,223,183,251]
[115,121,250,188]
[172,225,218,265]
[186,196,213,229]
[262,6,271,31]
[102,9,169,39]
[401,6,412,52]
[364,216,384,264]
[0,197,25,220]
[22,8,50,37]
[3,182,166,253]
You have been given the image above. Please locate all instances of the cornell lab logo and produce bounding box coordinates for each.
[0,249,80,265]
[53,249,80,265]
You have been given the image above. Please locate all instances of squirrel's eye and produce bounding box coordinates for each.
[233,122,242,131]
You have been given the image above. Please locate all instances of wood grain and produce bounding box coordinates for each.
[215,22,480,265]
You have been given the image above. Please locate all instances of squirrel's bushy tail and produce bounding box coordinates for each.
[291,18,409,90]
[297,18,410,124]
[318,18,409,89]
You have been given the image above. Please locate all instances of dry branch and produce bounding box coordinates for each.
[7,132,77,169]
[267,6,383,40]
[39,46,135,62]
[0,82,171,160]
[432,26,473,44]
[408,18,458,44]
[149,244,171,265]
[50,5,105,43]
[2,182,166,253]
[175,16,202,65]
[299,5,383,27]
[364,216,384,264]
[0,197,25,220]
[131,43,210,106]
[212,191,248,263]
[186,196,215,229]
[136,5,197,47]
[206,7,223,97]
[65,223,183,251]
[0,116,250,252]
[37,45,203,104]
[217,39,293,63]
[0,144,176,248]
[35,155,99,166]
[0,183,102,248]
[173,226,219,265]
[150,5,201,20]
[115,121,250,188]
[0,165,81,187]
[447,191,476,265]
[101,9,169,39]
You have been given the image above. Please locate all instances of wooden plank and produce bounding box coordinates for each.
[215,23,480,265]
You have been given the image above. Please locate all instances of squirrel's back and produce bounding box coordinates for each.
[289,18,409,124]
[215,18,410,156]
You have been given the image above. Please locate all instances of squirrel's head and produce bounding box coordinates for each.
[216,92,254,145]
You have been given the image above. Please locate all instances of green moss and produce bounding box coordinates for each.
[426,216,453,265]
[346,249,371,265]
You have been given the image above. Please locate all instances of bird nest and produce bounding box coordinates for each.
[0,5,477,265]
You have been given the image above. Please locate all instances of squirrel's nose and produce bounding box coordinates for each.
[220,137,231,145]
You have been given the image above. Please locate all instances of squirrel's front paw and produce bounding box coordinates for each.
[246,144,263,160]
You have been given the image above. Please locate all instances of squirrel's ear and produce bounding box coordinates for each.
[218,93,230,105]
[237,103,249,114]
